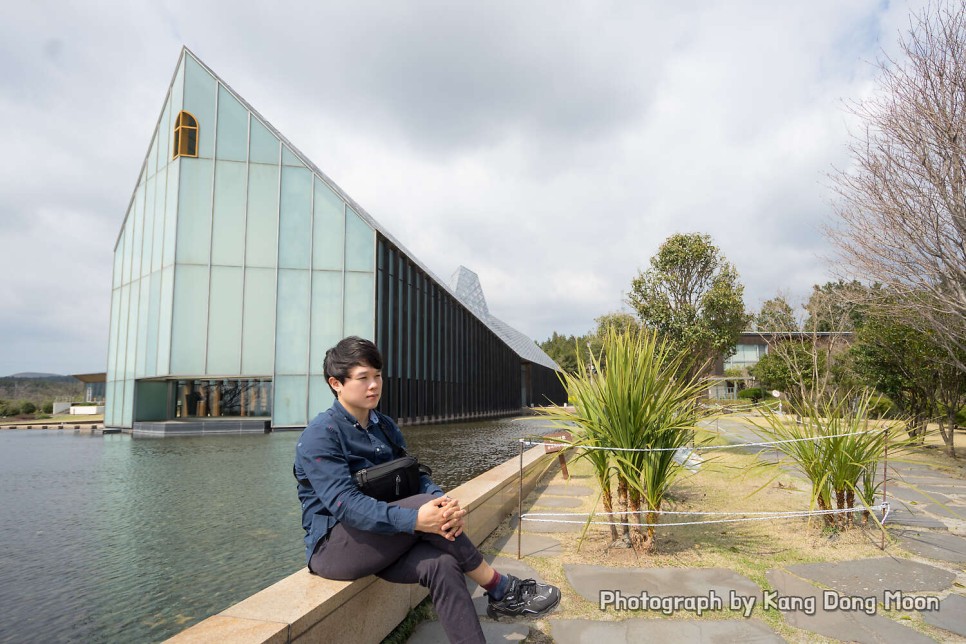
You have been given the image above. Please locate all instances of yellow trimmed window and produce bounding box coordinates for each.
[173,111,199,159]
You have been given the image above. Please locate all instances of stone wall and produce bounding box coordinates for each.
[167,445,552,643]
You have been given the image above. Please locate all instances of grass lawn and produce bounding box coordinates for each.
[461,416,965,643]
[1,413,104,425]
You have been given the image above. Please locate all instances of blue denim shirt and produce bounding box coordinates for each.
[294,400,444,564]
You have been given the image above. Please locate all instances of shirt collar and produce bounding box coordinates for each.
[332,400,380,428]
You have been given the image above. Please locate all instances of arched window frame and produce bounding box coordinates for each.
[173,111,199,159]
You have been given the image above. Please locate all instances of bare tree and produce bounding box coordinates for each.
[830,1,966,372]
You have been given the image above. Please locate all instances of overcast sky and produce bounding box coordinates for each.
[0,0,926,376]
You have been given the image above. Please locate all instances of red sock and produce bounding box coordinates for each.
[482,571,502,593]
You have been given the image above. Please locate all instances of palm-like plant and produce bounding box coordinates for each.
[751,390,898,528]
[537,328,712,551]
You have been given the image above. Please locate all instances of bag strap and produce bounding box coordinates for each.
[372,416,408,459]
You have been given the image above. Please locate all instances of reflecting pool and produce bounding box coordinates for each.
[0,416,553,643]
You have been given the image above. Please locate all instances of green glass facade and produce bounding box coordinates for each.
[106,49,564,432]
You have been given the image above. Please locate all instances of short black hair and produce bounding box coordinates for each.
[323,336,383,395]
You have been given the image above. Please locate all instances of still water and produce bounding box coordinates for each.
[0,416,554,643]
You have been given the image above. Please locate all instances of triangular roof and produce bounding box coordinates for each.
[120,47,560,371]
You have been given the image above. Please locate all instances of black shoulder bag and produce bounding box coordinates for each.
[352,424,432,503]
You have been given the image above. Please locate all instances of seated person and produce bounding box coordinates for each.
[294,337,560,644]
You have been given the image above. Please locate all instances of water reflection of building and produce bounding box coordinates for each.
[105,48,565,435]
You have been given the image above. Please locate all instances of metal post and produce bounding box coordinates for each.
[518,438,524,560]
[880,426,889,551]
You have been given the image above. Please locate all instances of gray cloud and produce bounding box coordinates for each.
[0,0,930,374]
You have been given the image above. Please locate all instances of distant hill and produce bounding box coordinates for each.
[0,375,84,407]
[8,372,65,379]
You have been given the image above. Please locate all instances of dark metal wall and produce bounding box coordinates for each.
[375,236,565,424]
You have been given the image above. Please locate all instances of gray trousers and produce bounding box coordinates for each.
[309,494,486,644]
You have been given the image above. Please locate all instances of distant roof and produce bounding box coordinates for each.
[72,373,106,383]
[451,267,560,371]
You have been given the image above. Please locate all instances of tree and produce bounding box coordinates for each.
[628,233,748,377]
[539,332,584,375]
[830,1,966,372]
[851,309,965,455]
[803,281,865,333]
[755,296,797,331]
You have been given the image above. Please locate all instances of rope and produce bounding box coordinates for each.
[520,429,881,453]
[521,503,890,528]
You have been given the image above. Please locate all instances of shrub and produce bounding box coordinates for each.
[868,395,895,419]
[737,387,763,402]
[20,401,37,415]
[42,401,54,414]
[537,328,712,552]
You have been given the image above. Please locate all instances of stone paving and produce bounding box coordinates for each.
[409,418,966,643]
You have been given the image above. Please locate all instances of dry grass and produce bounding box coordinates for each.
[477,433,964,643]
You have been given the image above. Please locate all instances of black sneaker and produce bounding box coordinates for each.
[486,574,560,619]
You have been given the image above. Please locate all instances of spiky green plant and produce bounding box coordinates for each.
[537,328,712,551]
[750,389,902,528]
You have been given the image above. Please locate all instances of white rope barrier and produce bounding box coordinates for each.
[520,429,881,453]
[521,502,891,528]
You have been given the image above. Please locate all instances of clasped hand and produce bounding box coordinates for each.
[416,495,467,540]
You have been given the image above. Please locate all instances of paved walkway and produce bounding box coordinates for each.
[408,418,966,642]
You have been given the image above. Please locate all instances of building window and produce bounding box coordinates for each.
[175,379,272,418]
[173,111,199,159]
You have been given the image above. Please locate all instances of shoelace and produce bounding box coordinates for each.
[513,579,538,599]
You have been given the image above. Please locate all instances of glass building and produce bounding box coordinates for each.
[105,49,565,434]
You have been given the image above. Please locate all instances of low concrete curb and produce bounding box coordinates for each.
[167,445,555,643]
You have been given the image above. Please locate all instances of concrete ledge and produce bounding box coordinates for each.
[167,445,554,643]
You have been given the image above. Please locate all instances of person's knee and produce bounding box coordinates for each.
[420,552,462,588]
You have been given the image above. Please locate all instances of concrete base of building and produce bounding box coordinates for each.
[133,419,271,437]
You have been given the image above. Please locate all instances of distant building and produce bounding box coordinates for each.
[72,373,106,403]
[105,48,565,434]
[708,331,853,399]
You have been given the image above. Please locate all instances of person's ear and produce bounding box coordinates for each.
[327,376,342,395]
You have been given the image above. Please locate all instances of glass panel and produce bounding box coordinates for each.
[171,57,185,131]
[170,264,209,375]
[151,166,166,273]
[242,267,275,375]
[112,228,124,289]
[159,97,172,169]
[147,130,158,177]
[343,272,374,339]
[175,378,272,418]
[116,285,129,381]
[157,265,174,375]
[312,177,344,270]
[135,274,151,378]
[282,145,304,167]
[182,55,216,159]
[162,161,180,267]
[122,209,133,285]
[145,270,161,376]
[309,375,333,419]
[125,279,140,380]
[142,176,155,277]
[246,163,279,267]
[216,84,249,162]
[273,375,307,427]
[207,266,243,375]
[105,381,115,426]
[211,160,247,266]
[310,270,343,374]
[278,166,312,269]
[107,288,121,381]
[344,207,375,272]
[175,157,213,265]
[130,185,144,282]
[249,116,279,165]
[122,379,134,427]
[275,269,310,374]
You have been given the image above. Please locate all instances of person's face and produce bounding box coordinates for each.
[329,363,382,419]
